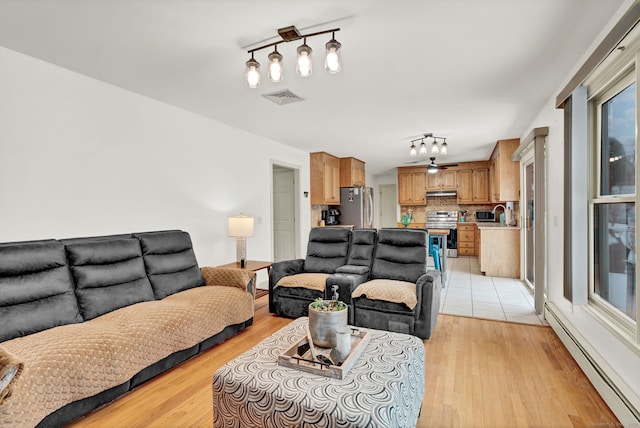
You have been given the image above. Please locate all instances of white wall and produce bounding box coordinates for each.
[521,0,640,413]
[0,46,311,270]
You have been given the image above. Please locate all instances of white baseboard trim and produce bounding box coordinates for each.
[545,302,640,425]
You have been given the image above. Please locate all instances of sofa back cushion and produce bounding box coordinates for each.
[371,229,427,283]
[134,230,205,299]
[346,228,377,267]
[0,240,83,342]
[303,227,351,273]
[63,236,155,320]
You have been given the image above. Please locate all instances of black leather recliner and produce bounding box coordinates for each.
[269,227,351,318]
[351,228,441,339]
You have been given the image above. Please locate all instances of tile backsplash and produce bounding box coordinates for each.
[401,196,519,224]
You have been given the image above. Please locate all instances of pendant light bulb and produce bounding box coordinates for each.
[418,141,428,156]
[325,35,342,73]
[268,48,283,82]
[410,143,417,157]
[245,55,261,88]
[430,140,439,154]
[440,140,448,155]
[297,39,313,77]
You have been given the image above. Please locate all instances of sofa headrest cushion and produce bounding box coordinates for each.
[0,240,82,342]
[63,237,155,320]
[303,227,351,273]
[346,229,377,267]
[133,230,205,299]
[371,229,427,283]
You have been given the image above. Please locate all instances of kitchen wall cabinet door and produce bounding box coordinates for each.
[457,170,473,204]
[397,167,427,205]
[490,139,520,202]
[472,168,490,203]
[425,169,457,191]
[310,152,341,205]
[340,157,366,187]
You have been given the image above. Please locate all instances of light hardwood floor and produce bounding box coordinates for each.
[67,296,618,428]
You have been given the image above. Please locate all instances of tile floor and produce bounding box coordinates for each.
[434,255,547,325]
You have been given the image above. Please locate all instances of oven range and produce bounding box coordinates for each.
[425,210,458,258]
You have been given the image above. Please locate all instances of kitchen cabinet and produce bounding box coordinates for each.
[425,169,457,191]
[457,223,476,256]
[457,165,490,204]
[490,139,520,202]
[397,167,427,205]
[478,225,520,278]
[310,152,341,205]
[340,157,366,187]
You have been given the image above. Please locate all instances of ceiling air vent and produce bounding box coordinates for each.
[262,89,304,105]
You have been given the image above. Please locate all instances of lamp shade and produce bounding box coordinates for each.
[228,215,254,237]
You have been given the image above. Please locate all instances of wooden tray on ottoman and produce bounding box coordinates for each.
[277,327,371,380]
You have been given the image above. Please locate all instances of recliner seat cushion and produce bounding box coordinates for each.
[134,230,205,299]
[302,228,351,273]
[352,279,417,309]
[64,237,155,320]
[0,240,82,342]
[276,273,329,292]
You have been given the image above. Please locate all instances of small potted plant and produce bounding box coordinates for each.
[308,287,348,348]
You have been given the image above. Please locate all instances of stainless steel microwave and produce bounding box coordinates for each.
[475,210,495,222]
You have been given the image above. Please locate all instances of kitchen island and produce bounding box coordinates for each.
[477,223,520,278]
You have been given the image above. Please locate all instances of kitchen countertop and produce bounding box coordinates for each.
[475,222,520,230]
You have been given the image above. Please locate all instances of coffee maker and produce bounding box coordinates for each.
[322,209,340,225]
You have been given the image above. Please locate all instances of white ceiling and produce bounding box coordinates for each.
[0,0,626,175]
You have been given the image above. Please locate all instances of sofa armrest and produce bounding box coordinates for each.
[414,270,442,339]
[200,267,256,296]
[268,259,305,312]
[0,345,24,405]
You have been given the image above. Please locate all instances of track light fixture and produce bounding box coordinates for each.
[409,134,449,157]
[245,26,342,88]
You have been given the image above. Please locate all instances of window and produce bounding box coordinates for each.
[590,71,637,328]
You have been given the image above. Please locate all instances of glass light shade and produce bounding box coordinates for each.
[297,43,313,77]
[409,143,417,157]
[427,167,439,174]
[228,215,254,237]
[268,49,283,82]
[431,141,439,154]
[245,57,260,88]
[418,142,428,155]
[325,38,342,73]
[440,141,448,155]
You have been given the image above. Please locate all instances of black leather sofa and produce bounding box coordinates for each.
[271,227,441,339]
[0,230,255,427]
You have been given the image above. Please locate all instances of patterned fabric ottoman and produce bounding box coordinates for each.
[212,317,425,427]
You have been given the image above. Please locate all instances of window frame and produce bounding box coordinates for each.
[586,47,639,342]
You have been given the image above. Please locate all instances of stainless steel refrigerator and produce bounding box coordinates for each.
[335,187,374,228]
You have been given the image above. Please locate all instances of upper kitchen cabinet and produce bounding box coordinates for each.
[340,157,366,187]
[397,166,427,205]
[310,152,341,205]
[457,161,490,204]
[490,138,520,202]
[425,169,457,192]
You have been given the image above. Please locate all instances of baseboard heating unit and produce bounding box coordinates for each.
[545,302,640,425]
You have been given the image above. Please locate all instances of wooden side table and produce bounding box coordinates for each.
[216,260,272,275]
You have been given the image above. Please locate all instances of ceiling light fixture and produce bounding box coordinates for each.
[410,133,449,157]
[245,25,341,88]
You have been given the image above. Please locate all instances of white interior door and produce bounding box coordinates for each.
[379,184,397,228]
[273,166,296,262]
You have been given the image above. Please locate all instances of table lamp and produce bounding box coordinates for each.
[228,213,254,267]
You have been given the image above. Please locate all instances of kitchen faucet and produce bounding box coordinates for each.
[492,204,506,215]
